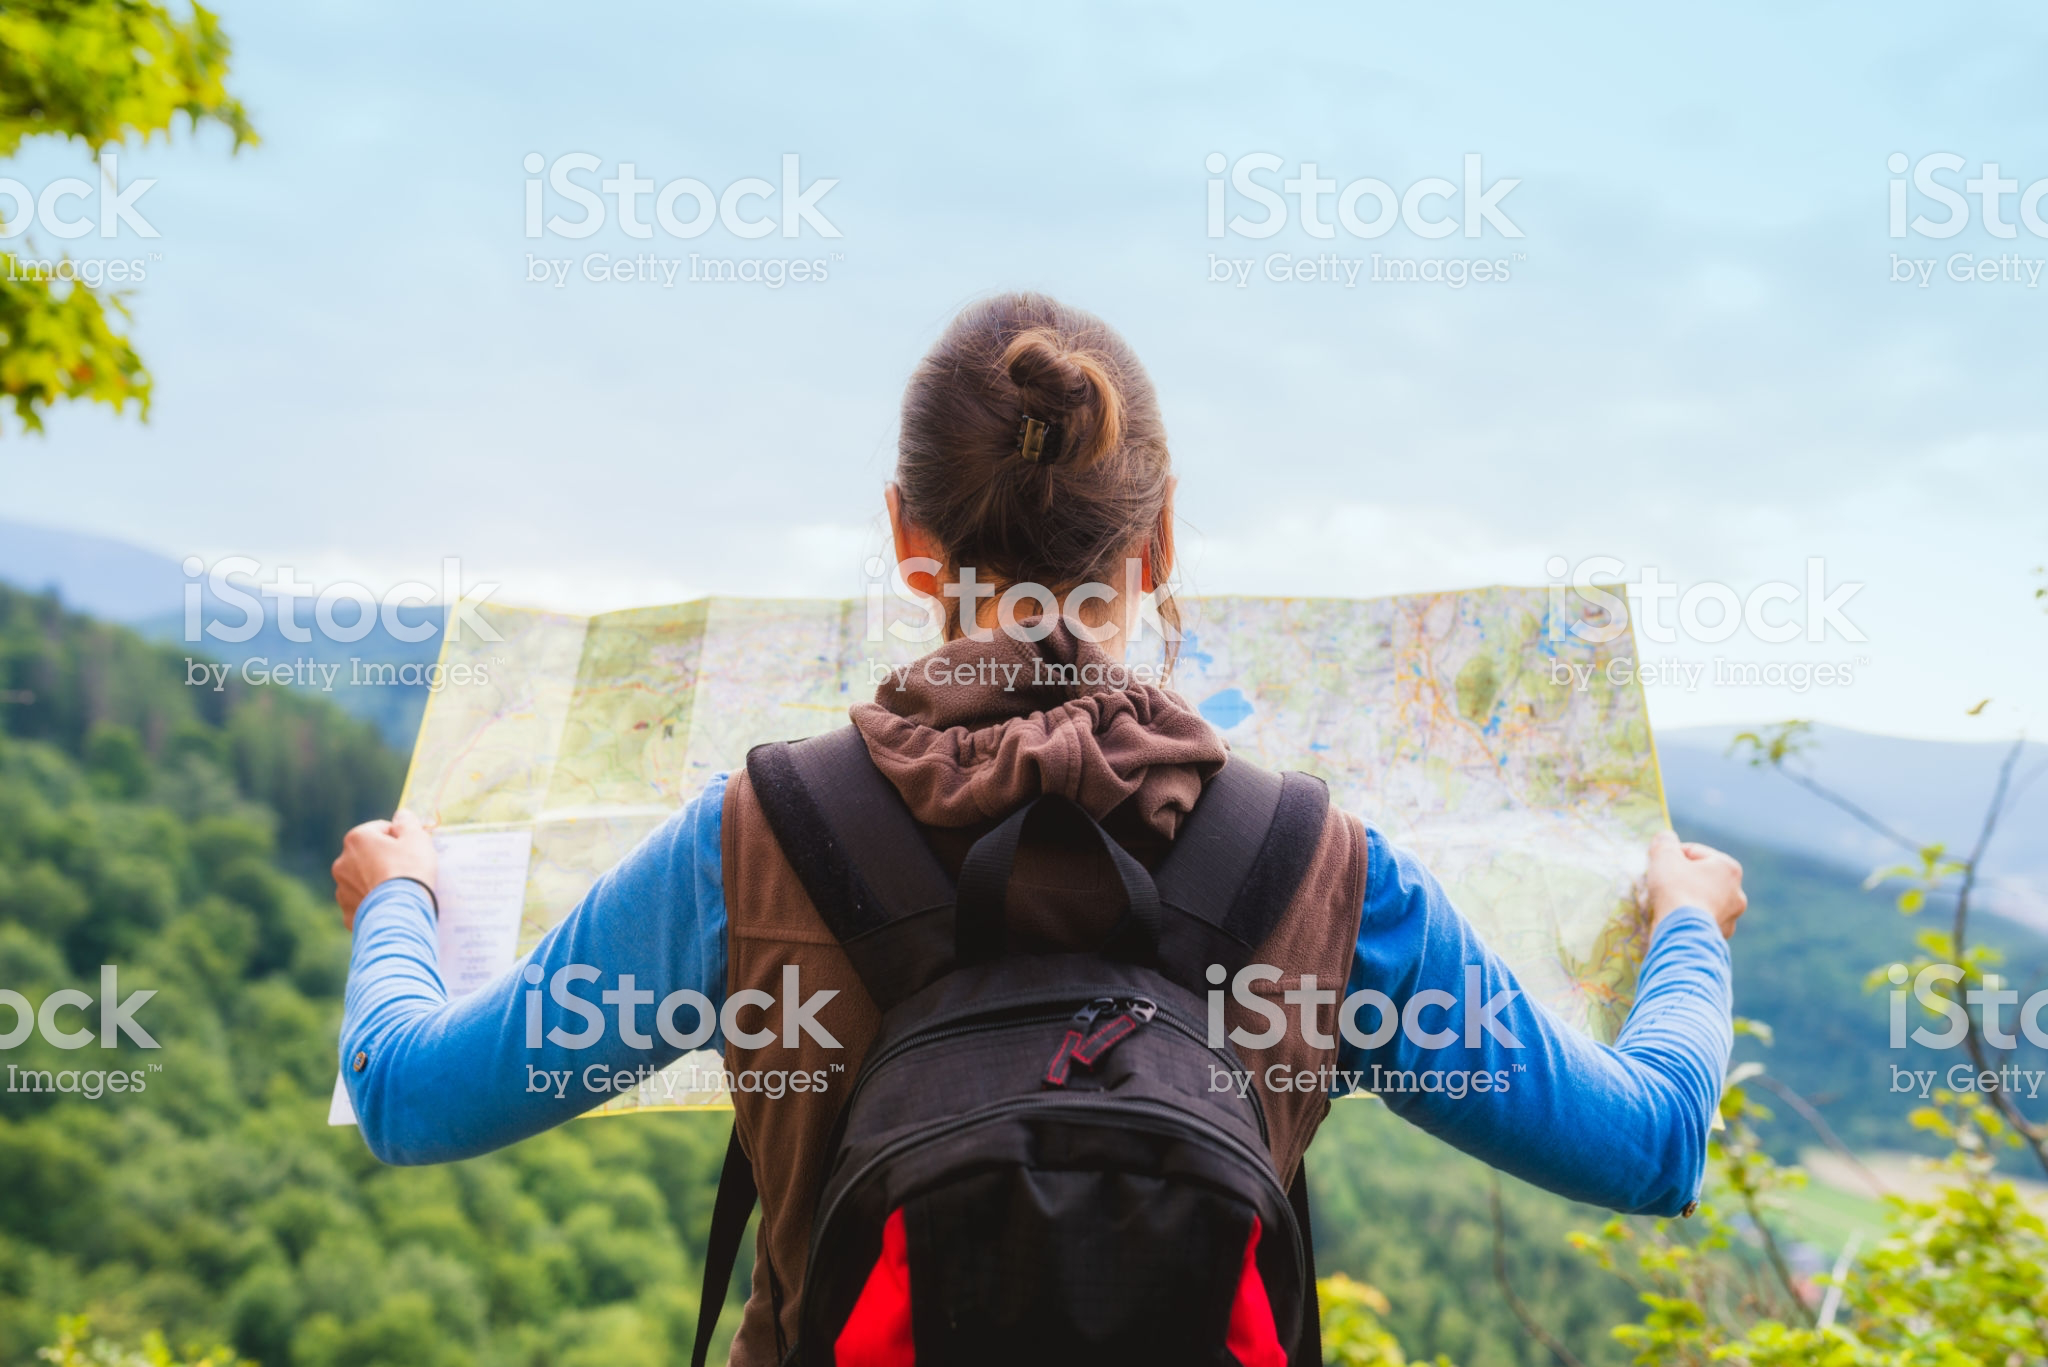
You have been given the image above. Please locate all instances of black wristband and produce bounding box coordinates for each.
[390,875,439,918]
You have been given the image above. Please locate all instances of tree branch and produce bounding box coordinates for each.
[1772,766,1923,857]
[1488,1175,1589,1367]
[1765,729,2048,1174]
[1749,1074,1889,1199]
[1735,1179,1814,1327]
[1949,737,2048,1175]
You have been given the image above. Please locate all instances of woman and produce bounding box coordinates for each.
[333,293,1744,1366]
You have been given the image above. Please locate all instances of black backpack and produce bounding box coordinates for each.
[690,726,1331,1367]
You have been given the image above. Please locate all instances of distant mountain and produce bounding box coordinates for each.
[7,518,2043,885]
[1661,723,2048,933]
[0,517,438,750]
[1695,817,2048,1167]
[0,516,188,621]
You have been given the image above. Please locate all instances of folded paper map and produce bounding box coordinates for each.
[331,589,1664,1122]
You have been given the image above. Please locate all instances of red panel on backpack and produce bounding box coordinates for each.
[835,1208,916,1366]
[1225,1215,1287,1367]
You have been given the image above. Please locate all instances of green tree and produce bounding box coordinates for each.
[0,0,254,432]
[0,594,747,1366]
[1564,587,2048,1363]
[37,1315,249,1367]
[1329,586,2048,1364]
[1321,1274,1452,1366]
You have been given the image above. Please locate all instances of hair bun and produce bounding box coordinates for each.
[1000,327,1124,469]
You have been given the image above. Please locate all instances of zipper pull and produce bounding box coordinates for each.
[1071,996,1117,1029]
[1044,1026,1087,1087]
[1046,997,1158,1087]
[1046,999,1114,1086]
[1072,1008,1145,1068]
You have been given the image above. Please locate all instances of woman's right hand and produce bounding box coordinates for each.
[332,809,438,930]
[1646,830,1747,939]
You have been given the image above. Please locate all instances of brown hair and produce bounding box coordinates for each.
[895,292,1175,646]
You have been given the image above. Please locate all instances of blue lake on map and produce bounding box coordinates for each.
[1198,687,1255,730]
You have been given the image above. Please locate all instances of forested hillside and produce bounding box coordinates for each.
[1681,816,2048,1166]
[0,586,737,1365]
[8,582,1996,1366]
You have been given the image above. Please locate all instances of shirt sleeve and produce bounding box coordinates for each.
[339,772,730,1165]
[1332,828,1731,1216]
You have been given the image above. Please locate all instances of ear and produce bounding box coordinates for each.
[1140,479,1177,593]
[885,483,944,599]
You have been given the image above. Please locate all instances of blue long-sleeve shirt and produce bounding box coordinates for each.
[341,772,1731,1215]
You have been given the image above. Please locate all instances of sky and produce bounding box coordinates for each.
[0,0,2043,740]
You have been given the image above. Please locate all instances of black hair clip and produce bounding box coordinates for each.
[1016,414,1060,464]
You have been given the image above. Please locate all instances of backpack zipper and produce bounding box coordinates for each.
[835,995,1268,1144]
[1044,997,1158,1086]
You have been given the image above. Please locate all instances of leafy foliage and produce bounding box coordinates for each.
[38,1314,248,1367]
[0,0,255,432]
[12,588,2042,1365]
[0,265,147,431]
[1570,698,2048,1364]
[1320,1273,1451,1366]
[1331,665,2048,1362]
[0,593,738,1365]
[1572,1091,2046,1365]
[0,584,406,873]
[0,0,252,155]
[1310,1101,1639,1366]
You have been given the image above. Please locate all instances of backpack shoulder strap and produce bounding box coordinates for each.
[689,1125,761,1367]
[748,732,1330,1004]
[1151,757,1331,994]
[744,726,958,1011]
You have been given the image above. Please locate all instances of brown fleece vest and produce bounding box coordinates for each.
[717,631,1367,1366]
